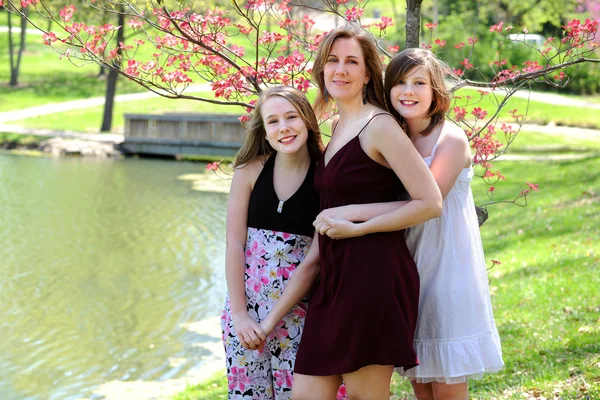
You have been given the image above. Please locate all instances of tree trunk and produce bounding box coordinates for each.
[7,10,16,86]
[8,8,27,87]
[405,0,423,49]
[20,7,27,52]
[100,11,125,132]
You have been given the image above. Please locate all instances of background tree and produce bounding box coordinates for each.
[6,2,27,87]
[2,0,599,214]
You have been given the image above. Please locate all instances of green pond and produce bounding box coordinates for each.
[0,152,228,400]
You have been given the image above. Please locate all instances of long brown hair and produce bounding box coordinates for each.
[384,48,453,135]
[312,25,386,119]
[234,86,324,168]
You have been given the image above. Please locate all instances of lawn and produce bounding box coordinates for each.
[453,88,600,129]
[172,151,600,399]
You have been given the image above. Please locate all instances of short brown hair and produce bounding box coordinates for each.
[312,25,386,119]
[234,86,324,168]
[384,48,453,135]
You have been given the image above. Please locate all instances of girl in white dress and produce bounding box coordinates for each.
[314,48,504,399]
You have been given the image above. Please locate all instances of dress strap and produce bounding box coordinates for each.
[429,130,446,159]
[357,113,391,137]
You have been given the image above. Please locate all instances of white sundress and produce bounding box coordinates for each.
[397,135,505,384]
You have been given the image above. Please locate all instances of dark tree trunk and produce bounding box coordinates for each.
[100,11,125,132]
[405,0,423,49]
[20,7,27,52]
[8,7,27,87]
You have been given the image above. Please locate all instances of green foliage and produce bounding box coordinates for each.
[172,374,228,400]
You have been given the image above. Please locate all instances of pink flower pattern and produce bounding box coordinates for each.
[221,227,313,399]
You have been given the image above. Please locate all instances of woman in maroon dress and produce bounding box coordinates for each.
[290,26,443,399]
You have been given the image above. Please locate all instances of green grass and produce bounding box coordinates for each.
[11,92,243,132]
[0,132,48,147]
[507,130,600,153]
[10,88,323,133]
[172,150,600,399]
[0,30,146,112]
[172,374,228,400]
[453,88,600,129]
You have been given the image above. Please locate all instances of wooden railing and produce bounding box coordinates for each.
[121,113,246,157]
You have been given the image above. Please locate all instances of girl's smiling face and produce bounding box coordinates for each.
[389,66,434,122]
[261,96,309,155]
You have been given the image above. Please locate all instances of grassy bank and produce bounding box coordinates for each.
[0,132,47,147]
[173,151,600,399]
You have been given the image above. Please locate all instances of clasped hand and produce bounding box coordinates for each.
[233,313,278,353]
[232,312,266,351]
[313,207,360,240]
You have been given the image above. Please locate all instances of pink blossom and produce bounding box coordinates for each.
[490,21,504,32]
[453,107,467,121]
[471,106,487,120]
[59,5,76,23]
[42,32,57,45]
[460,58,473,69]
[345,7,364,21]
[435,38,446,47]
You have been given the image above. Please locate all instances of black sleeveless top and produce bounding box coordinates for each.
[247,153,319,237]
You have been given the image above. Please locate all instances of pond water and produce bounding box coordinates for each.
[0,152,228,400]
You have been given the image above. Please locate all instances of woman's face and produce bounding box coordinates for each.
[323,38,370,103]
[261,96,309,155]
[389,66,434,122]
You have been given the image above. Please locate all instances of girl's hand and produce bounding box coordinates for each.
[232,312,266,350]
[321,217,362,240]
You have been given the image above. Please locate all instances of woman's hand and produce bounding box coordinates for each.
[321,217,362,240]
[232,312,266,350]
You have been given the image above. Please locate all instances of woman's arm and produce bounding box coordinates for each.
[225,161,266,349]
[313,201,408,235]
[323,115,442,239]
[259,231,320,336]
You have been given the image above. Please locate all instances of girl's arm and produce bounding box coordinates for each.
[313,201,408,235]
[428,124,472,200]
[225,161,266,349]
[321,114,442,239]
[259,231,320,336]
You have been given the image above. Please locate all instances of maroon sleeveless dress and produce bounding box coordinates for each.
[294,114,420,375]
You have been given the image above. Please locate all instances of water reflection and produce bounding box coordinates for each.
[0,152,228,400]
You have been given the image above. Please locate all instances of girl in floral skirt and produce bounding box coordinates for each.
[221,86,326,399]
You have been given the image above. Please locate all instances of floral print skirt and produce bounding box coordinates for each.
[221,227,311,400]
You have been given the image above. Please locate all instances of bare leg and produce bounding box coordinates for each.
[342,364,393,400]
[411,382,435,400]
[431,381,468,400]
[292,373,343,400]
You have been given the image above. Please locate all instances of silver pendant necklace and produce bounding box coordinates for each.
[277,200,284,213]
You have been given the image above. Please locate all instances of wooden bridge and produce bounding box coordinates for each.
[120,113,246,157]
